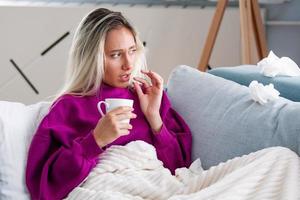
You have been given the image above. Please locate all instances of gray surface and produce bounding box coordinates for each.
[167,65,300,169]
[266,0,300,68]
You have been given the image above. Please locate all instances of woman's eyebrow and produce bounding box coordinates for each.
[129,45,137,49]
[109,45,136,53]
[109,49,122,53]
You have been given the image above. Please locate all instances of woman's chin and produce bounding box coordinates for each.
[117,81,130,88]
[103,80,130,88]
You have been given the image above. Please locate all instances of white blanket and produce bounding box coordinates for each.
[65,141,300,200]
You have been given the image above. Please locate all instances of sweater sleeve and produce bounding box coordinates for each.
[25,97,102,200]
[152,92,192,174]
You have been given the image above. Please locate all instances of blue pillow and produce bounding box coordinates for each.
[167,65,300,169]
[208,65,300,102]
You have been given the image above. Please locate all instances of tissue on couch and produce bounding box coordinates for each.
[258,51,300,77]
[248,80,280,105]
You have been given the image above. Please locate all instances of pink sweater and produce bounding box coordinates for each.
[26,83,192,200]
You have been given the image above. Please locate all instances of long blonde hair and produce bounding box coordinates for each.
[56,8,147,99]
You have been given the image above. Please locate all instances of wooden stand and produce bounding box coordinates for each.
[198,0,268,72]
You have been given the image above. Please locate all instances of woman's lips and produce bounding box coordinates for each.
[120,74,131,82]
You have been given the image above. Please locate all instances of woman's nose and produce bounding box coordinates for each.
[122,54,133,70]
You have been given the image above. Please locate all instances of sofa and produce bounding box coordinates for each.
[1,65,299,199]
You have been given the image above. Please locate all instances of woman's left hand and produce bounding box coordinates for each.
[133,70,163,133]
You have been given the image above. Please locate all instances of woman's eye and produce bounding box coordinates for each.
[129,49,137,55]
[111,53,121,58]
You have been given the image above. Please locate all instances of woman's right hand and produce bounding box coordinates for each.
[92,106,137,148]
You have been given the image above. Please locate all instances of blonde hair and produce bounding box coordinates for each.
[55,8,147,99]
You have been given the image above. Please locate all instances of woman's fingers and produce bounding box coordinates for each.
[106,107,136,123]
[116,112,137,121]
[118,122,133,130]
[133,70,163,89]
[109,106,133,115]
[133,77,151,88]
[150,71,163,87]
[116,114,134,135]
[105,108,135,135]
[141,70,163,88]
[133,81,145,99]
[118,129,130,135]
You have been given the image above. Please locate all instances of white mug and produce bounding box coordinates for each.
[97,98,134,123]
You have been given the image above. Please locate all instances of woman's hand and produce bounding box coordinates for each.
[133,70,163,133]
[93,106,136,148]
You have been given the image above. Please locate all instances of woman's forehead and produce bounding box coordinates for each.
[105,27,136,50]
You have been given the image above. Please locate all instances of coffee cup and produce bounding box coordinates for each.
[97,98,134,123]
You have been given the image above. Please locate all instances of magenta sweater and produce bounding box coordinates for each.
[26,83,192,200]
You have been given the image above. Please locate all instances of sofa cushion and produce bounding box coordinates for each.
[208,65,300,102]
[167,65,300,169]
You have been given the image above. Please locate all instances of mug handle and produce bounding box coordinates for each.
[97,101,109,117]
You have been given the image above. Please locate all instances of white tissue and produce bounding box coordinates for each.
[249,80,280,105]
[257,51,300,77]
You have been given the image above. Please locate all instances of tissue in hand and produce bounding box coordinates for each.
[249,80,280,105]
[257,51,300,77]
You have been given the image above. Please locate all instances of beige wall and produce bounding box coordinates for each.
[0,4,248,104]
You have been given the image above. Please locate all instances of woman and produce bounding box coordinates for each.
[25,8,192,200]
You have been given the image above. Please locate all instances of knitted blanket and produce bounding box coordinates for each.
[65,141,300,200]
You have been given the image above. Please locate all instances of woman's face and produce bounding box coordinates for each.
[103,27,137,88]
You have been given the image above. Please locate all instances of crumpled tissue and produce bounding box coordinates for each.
[257,51,300,77]
[249,80,280,105]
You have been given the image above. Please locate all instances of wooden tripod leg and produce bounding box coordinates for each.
[198,0,228,72]
[247,0,255,63]
[251,0,268,59]
[240,0,252,64]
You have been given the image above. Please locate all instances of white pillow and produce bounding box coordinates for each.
[0,101,50,199]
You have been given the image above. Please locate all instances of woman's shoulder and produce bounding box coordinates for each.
[46,94,94,119]
[50,94,82,110]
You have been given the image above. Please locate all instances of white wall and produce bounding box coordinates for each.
[0,4,246,104]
